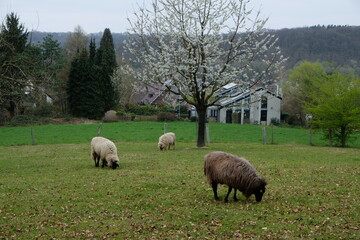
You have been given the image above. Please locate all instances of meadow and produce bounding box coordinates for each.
[0,122,359,239]
[1,121,359,147]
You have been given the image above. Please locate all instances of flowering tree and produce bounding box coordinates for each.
[124,0,285,147]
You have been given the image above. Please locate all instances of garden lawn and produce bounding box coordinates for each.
[0,141,359,239]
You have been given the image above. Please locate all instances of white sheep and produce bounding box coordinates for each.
[91,137,120,169]
[158,132,176,150]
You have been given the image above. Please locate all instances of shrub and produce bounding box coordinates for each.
[157,112,176,122]
[159,105,173,113]
[208,117,217,123]
[7,115,40,126]
[103,110,119,122]
[128,104,159,116]
[271,118,281,126]
[134,115,158,122]
[190,116,198,122]
[180,113,189,119]
[0,109,10,125]
[34,105,55,117]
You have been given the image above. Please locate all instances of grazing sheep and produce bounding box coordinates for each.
[91,137,119,169]
[204,151,267,202]
[158,132,176,151]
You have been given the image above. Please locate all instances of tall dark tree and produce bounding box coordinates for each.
[67,28,117,119]
[67,49,104,119]
[0,12,30,117]
[0,12,28,55]
[96,28,117,111]
[89,37,96,63]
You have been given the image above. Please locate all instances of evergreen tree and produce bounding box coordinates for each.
[89,37,96,63]
[67,28,117,119]
[0,12,30,117]
[0,12,28,55]
[96,28,117,111]
[67,49,104,119]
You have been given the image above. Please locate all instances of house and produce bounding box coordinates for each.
[190,84,282,125]
[131,83,184,108]
[132,85,167,105]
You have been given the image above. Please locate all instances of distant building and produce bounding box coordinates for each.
[131,85,167,105]
[190,84,282,125]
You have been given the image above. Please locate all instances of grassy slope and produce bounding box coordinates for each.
[0,122,359,239]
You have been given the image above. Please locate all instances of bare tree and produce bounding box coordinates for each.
[124,0,285,147]
[63,25,89,59]
[111,67,136,107]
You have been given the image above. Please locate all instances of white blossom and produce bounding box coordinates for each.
[123,0,286,106]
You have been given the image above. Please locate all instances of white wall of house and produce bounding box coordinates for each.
[218,89,281,125]
[191,88,281,125]
[250,93,261,124]
[266,95,281,125]
[218,108,227,123]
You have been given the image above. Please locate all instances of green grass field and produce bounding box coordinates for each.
[0,122,359,239]
[0,121,359,147]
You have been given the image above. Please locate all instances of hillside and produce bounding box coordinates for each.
[29,25,360,72]
[273,25,360,70]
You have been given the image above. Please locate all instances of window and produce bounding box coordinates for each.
[210,109,218,117]
[261,96,267,109]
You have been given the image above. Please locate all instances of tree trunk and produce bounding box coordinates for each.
[340,126,346,147]
[328,129,333,147]
[196,106,207,147]
[8,101,16,118]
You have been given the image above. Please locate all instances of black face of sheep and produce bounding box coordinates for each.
[158,143,165,151]
[111,161,119,169]
[253,178,267,202]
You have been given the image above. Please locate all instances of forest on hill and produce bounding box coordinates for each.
[273,25,360,70]
[29,25,360,73]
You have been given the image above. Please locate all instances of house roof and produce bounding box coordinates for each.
[220,87,282,107]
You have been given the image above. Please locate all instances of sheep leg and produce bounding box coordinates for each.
[101,159,106,168]
[225,187,233,202]
[233,189,238,201]
[211,182,220,201]
[93,153,100,167]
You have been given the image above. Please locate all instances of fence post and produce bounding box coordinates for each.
[164,122,167,134]
[97,123,102,136]
[262,126,267,145]
[205,125,210,145]
[31,127,35,145]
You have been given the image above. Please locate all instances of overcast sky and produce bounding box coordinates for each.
[1,0,359,33]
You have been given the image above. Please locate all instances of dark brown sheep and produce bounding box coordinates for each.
[204,151,267,202]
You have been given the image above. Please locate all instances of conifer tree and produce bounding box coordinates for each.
[96,28,117,111]
[0,12,30,117]
[89,37,96,63]
[67,49,104,119]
